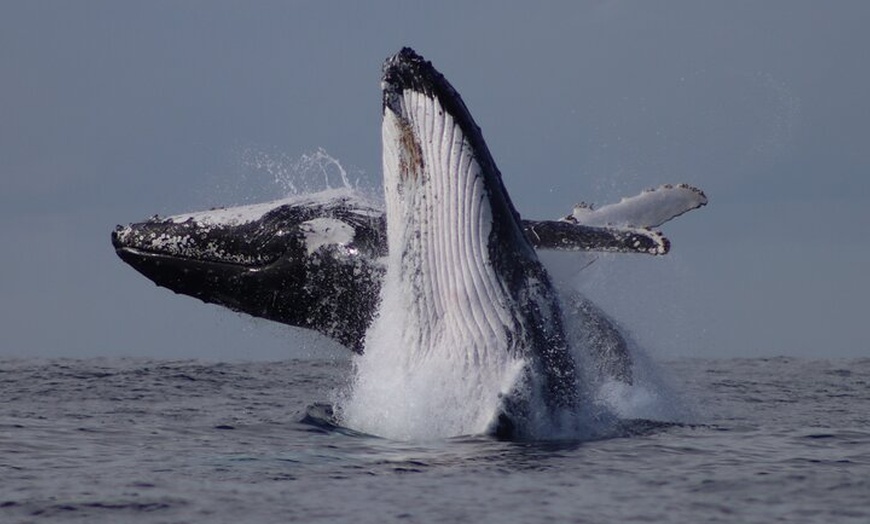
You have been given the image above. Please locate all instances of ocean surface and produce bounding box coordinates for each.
[1,356,868,523]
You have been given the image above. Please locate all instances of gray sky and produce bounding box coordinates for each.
[2,1,868,360]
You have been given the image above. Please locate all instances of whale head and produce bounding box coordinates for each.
[111,191,385,352]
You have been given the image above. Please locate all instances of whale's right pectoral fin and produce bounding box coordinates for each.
[525,183,707,256]
[569,183,708,229]
[523,220,670,255]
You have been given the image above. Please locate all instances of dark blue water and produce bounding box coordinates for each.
[1,357,868,523]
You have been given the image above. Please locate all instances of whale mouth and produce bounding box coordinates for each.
[114,246,272,272]
[112,242,278,283]
[112,225,294,320]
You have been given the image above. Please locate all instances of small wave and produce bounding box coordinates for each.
[299,402,375,438]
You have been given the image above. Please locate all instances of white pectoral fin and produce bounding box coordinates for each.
[569,184,708,228]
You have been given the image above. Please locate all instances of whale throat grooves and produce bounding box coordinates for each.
[342,49,577,439]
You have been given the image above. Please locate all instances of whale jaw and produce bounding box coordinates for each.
[343,48,578,439]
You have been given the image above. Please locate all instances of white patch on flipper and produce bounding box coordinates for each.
[299,218,355,255]
[569,184,707,228]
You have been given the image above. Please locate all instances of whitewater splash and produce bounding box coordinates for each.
[340,274,528,440]
[234,146,380,204]
[339,271,689,441]
[338,269,690,441]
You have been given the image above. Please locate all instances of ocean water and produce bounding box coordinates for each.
[1,356,868,523]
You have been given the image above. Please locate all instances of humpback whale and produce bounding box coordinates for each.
[111,47,707,436]
[348,47,579,437]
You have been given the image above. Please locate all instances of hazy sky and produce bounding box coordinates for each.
[2,1,868,360]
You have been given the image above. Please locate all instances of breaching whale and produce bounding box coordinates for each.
[111,48,707,435]
[351,47,586,437]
